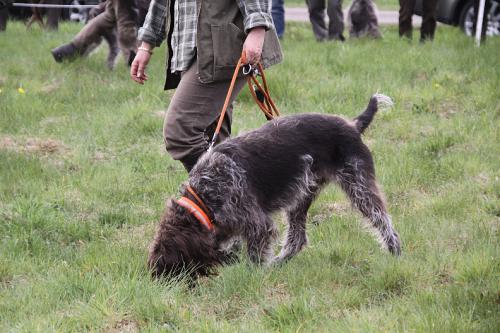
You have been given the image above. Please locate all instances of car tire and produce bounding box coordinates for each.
[460,0,500,36]
[458,0,475,36]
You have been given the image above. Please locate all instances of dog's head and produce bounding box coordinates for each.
[147,199,223,279]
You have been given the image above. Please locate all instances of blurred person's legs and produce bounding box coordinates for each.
[399,0,415,38]
[327,0,345,40]
[163,61,246,172]
[272,0,285,38]
[0,6,7,31]
[45,0,62,30]
[51,6,115,62]
[112,0,138,65]
[420,0,438,41]
[103,29,120,69]
[51,0,136,66]
[306,0,328,40]
[87,1,120,69]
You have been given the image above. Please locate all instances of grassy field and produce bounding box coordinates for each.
[1,21,499,332]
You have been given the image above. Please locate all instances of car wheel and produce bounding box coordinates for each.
[69,0,89,23]
[459,0,475,36]
[489,1,500,35]
[459,0,500,36]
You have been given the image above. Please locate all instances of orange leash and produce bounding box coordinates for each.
[208,53,280,151]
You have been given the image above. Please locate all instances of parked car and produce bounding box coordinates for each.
[414,0,500,36]
[68,0,99,23]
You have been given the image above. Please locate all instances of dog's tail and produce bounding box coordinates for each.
[354,94,393,134]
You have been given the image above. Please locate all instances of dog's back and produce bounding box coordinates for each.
[206,94,392,207]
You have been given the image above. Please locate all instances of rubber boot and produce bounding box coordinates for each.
[51,43,79,63]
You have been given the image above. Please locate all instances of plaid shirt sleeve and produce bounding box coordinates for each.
[138,0,168,47]
[236,0,274,33]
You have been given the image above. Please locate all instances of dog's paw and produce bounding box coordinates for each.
[386,232,402,256]
[269,256,284,266]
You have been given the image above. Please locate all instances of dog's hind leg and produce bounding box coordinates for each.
[337,159,401,255]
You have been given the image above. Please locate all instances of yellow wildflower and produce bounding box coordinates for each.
[18,87,26,94]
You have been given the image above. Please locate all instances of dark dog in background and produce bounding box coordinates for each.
[148,94,401,279]
[348,0,382,38]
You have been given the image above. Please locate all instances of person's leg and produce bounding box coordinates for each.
[399,0,415,38]
[163,62,247,172]
[45,0,62,31]
[103,28,120,69]
[306,0,328,41]
[112,0,138,65]
[74,3,116,50]
[420,0,438,41]
[327,0,345,41]
[271,0,285,38]
[51,4,115,62]
[0,6,7,31]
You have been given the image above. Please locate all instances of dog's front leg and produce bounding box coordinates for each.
[272,187,320,265]
[244,213,278,265]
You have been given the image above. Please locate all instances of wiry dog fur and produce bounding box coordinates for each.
[348,0,382,39]
[148,94,401,278]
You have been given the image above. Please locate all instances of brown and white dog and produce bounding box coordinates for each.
[148,94,401,279]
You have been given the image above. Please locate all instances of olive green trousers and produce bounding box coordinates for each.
[163,61,246,171]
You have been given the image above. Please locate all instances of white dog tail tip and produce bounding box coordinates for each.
[354,93,394,133]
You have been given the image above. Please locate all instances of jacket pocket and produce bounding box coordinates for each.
[210,23,245,80]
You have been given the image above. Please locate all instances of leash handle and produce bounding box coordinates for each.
[209,52,280,151]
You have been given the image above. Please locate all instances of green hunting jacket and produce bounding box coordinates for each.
[138,0,283,89]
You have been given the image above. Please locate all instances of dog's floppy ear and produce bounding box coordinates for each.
[165,198,176,210]
[148,233,185,278]
[147,199,181,278]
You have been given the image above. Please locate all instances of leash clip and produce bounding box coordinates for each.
[243,64,261,77]
[242,64,253,75]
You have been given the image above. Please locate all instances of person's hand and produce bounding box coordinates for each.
[242,27,266,65]
[131,43,153,84]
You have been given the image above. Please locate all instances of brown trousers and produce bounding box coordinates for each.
[73,0,137,59]
[399,0,438,41]
[163,61,247,171]
[0,7,7,31]
[306,0,345,41]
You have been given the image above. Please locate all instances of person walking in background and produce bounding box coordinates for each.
[0,3,7,31]
[306,0,345,41]
[0,0,62,31]
[399,0,439,41]
[51,0,149,68]
[272,0,285,38]
[130,0,283,172]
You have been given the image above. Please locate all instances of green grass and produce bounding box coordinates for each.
[1,21,499,332]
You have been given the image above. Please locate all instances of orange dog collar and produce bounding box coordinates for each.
[176,196,214,231]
